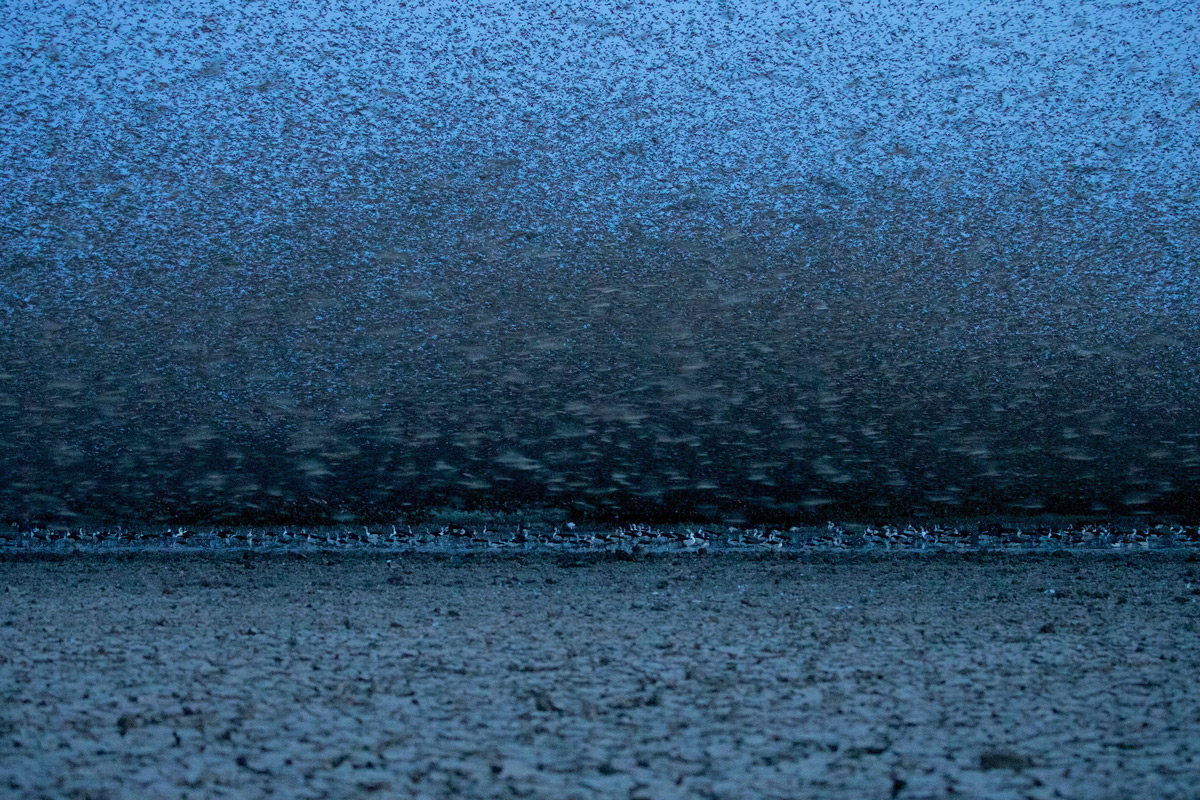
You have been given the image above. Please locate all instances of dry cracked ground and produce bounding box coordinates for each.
[2,550,1199,799]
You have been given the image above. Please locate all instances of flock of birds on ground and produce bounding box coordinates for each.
[5,520,1200,553]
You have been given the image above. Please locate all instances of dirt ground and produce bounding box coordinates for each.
[2,550,1199,799]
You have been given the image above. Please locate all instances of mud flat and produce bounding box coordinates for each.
[2,551,1199,799]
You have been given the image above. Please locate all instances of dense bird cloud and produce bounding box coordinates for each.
[2,0,1197,259]
[0,0,1197,524]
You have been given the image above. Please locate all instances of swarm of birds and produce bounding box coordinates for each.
[4,520,1198,553]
